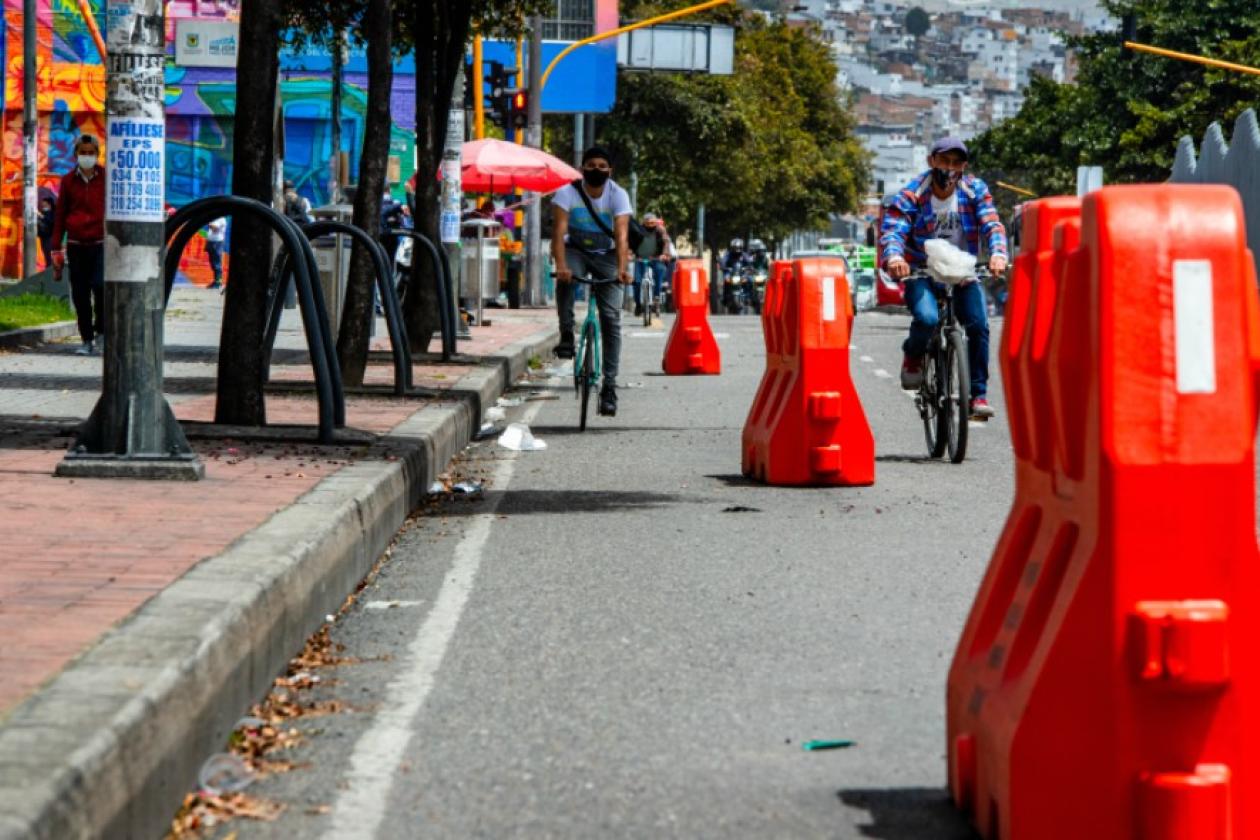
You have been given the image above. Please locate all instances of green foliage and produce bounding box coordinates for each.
[580,10,869,247]
[0,293,75,332]
[905,7,930,37]
[969,0,1260,194]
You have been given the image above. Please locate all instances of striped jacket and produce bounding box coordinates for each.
[879,171,1007,268]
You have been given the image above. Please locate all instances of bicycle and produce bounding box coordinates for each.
[637,260,655,327]
[911,266,988,464]
[573,275,620,431]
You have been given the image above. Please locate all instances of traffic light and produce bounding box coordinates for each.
[509,88,529,131]
[484,61,517,129]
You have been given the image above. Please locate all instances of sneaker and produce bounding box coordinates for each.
[900,354,924,390]
[598,385,617,417]
[208,280,222,290]
[970,398,995,420]
[93,335,105,353]
[554,331,575,359]
[634,303,644,317]
[74,341,93,356]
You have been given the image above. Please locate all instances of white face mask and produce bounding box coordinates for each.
[77,154,96,171]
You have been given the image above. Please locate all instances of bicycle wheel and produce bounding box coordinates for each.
[642,280,652,327]
[944,329,971,463]
[579,322,595,431]
[921,349,947,458]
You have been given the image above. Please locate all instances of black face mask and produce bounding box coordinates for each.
[583,168,610,187]
[932,167,962,189]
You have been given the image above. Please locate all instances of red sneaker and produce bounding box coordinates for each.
[900,354,924,390]
[970,398,995,419]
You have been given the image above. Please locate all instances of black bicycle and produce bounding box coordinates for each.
[912,267,987,464]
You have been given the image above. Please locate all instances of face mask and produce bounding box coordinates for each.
[582,168,610,187]
[77,154,96,171]
[931,167,961,189]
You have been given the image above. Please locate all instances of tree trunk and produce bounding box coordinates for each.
[402,0,471,354]
[217,0,281,426]
[337,0,392,386]
[330,28,344,202]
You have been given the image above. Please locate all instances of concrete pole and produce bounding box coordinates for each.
[57,0,203,479]
[524,14,544,306]
[22,0,37,279]
[441,62,469,337]
[573,113,584,168]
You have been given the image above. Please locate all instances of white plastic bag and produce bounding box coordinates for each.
[924,239,977,285]
[498,422,548,452]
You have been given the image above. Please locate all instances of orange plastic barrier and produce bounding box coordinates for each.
[946,185,1260,839]
[662,259,720,375]
[741,257,873,486]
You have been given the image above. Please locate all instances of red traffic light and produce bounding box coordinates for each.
[511,90,528,111]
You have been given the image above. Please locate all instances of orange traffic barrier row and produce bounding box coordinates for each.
[741,257,873,486]
[662,259,721,375]
[946,185,1260,839]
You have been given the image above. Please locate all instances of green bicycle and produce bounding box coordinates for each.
[574,275,619,431]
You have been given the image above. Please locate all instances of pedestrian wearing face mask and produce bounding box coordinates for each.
[550,145,634,418]
[50,134,107,356]
[881,136,1007,419]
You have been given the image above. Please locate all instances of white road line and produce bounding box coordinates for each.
[323,399,545,840]
[873,368,892,379]
[860,355,874,363]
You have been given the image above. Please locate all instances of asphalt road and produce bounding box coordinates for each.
[237,307,1012,839]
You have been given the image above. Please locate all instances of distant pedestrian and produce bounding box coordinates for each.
[205,217,227,289]
[283,180,312,225]
[50,134,106,356]
[36,188,56,269]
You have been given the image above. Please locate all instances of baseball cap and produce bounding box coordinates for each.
[930,136,968,160]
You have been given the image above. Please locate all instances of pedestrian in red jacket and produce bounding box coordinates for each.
[50,134,106,356]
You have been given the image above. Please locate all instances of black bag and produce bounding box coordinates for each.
[572,179,646,253]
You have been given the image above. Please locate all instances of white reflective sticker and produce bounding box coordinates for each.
[822,276,836,321]
[1173,259,1216,394]
[690,269,699,295]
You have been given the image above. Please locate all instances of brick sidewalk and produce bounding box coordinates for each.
[0,290,554,717]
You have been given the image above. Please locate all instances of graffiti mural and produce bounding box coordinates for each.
[1,0,417,282]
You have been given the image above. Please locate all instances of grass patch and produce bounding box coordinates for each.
[0,294,75,332]
[527,354,543,370]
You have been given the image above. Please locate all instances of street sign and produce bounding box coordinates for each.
[175,20,240,68]
[616,24,735,75]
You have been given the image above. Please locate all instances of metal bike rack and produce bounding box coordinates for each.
[389,228,457,362]
[163,195,344,442]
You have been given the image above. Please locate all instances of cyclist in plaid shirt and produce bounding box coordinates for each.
[880,136,1008,419]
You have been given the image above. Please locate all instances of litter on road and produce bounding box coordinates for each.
[801,740,856,751]
[498,423,547,452]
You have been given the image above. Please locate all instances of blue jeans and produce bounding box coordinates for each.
[902,277,989,399]
[633,259,668,306]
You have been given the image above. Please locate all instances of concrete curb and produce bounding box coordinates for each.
[0,326,557,840]
[0,320,78,350]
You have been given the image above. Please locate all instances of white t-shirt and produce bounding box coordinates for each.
[931,192,966,250]
[552,180,633,253]
[206,218,227,243]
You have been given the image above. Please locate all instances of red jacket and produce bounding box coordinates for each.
[51,166,106,246]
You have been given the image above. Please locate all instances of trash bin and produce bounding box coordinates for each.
[310,204,353,341]
[460,218,501,327]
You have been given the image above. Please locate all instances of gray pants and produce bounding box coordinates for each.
[557,248,623,387]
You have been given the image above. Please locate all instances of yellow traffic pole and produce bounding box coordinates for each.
[514,36,525,145]
[473,35,485,140]
[1124,41,1260,77]
[996,181,1037,198]
[538,0,733,96]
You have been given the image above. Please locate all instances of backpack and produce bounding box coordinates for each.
[283,191,307,224]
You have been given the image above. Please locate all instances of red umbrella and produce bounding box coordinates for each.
[455,138,581,194]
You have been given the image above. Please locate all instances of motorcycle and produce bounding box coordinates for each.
[745,265,767,314]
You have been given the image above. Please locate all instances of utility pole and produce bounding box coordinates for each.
[22,0,37,279]
[524,15,544,306]
[57,0,203,480]
[441,62,468,338]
